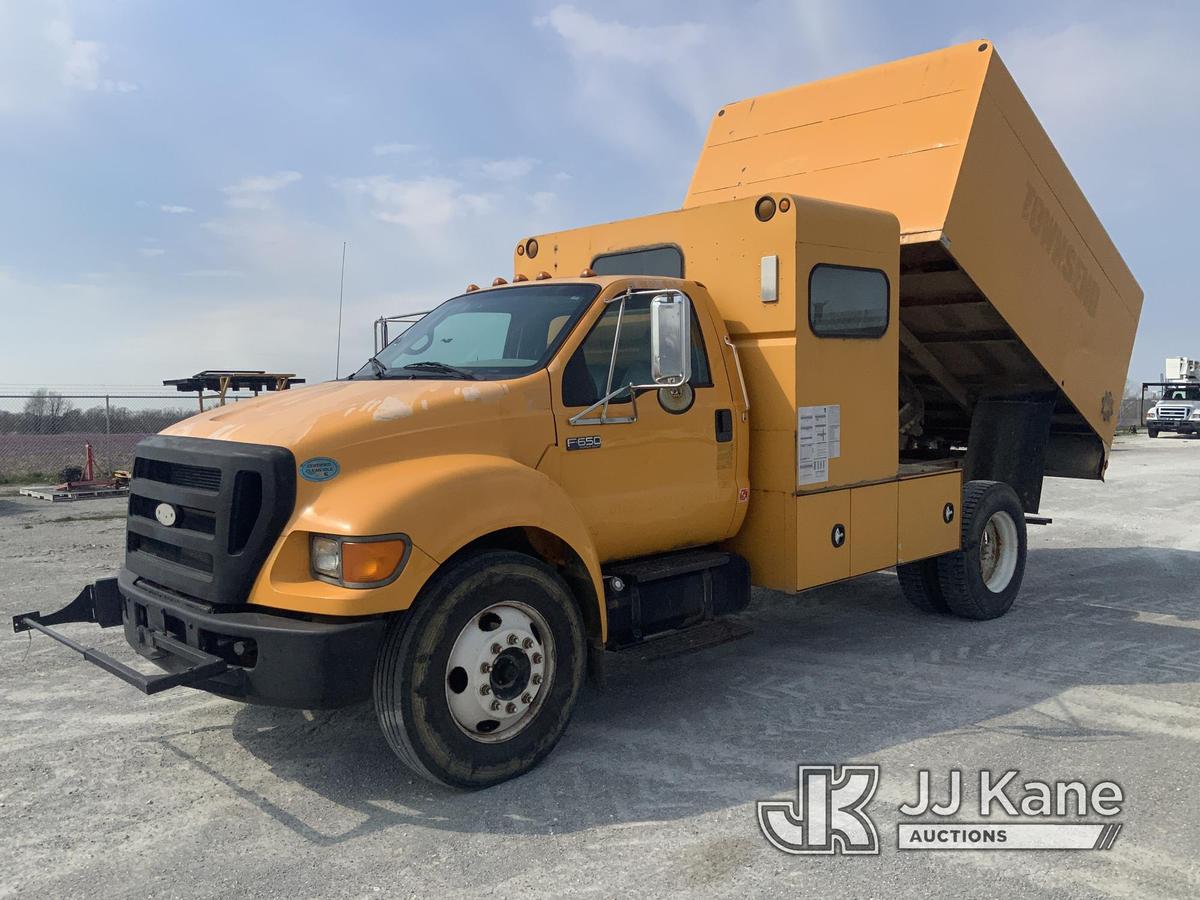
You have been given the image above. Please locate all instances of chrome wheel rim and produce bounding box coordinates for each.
[979,511,1019,592]
[444,601,554,743]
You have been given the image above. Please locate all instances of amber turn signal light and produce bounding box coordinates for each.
[341,539,408,586]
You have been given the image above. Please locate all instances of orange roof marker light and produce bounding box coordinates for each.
[465,283,480,292]
[754,196,776,222]
[512,273,529,282]
[579,267,596,277]
[535,271,551,281]
[492,277,508,286]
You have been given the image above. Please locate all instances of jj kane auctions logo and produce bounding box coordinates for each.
[758,766,1124,854]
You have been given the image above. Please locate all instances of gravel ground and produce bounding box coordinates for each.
[2,433,1198,899]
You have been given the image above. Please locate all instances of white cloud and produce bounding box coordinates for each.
[534,3,866,164]
[478,157,538,181]
[0,3,137,114]
[221,170,303,209]
[47,16,102,91]
[160,204,194,214]
[336,175,494,228]
[998,22,1200,147]
[535,6,705,62]
[138,247,166,257]
[372,142,417,156]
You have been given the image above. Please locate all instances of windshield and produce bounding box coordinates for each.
[354,283,600,380]
[1161,385,1200,402]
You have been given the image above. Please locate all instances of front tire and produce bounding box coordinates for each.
[373,550,586,789]
[1148,428,1159,438]
[936,481,1027,620]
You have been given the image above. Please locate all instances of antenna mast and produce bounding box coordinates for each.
[334,241,347,379]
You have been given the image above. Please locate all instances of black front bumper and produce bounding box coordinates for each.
[1149,422,1196,433]
[14,573,389,709]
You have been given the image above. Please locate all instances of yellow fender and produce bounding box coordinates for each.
[251,453,607,640]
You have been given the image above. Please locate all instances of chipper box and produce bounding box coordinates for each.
[15,40,1142,787]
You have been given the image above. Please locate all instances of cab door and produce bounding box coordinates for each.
[545,284,740,561]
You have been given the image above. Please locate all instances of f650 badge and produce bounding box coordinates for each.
[566,436,602,451]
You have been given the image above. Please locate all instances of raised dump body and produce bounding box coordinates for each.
[684,39,1142,481]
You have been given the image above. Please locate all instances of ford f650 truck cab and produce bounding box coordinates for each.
[13,41,1143,788]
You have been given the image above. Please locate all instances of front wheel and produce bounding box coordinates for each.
[1148,428,1159,438]
[936,481,1027,620]
[373,550,586,789]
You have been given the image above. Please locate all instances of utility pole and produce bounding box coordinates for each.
[335,241,347,379]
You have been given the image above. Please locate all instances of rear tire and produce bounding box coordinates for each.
[373,550,586,789]
[936,481,1027,620]
[897,557,950,614]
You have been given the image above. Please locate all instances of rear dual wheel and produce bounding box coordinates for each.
[898,480,1027,620]
[373,551,585,789]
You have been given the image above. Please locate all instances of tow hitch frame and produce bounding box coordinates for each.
[12,578,229,695]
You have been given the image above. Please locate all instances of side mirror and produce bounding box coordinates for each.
[650,293,691,386]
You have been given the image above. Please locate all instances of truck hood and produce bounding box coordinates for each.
[161,376,554,470]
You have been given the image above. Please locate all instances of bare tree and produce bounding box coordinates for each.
[22,389,75,433]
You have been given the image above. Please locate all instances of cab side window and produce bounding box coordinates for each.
[562,295,712,408]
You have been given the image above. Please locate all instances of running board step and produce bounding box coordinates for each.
[614,617,754,664]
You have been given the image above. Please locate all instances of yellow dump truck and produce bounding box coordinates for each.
[15,41,1142,788]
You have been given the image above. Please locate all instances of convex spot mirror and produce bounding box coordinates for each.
[650,292,691,387]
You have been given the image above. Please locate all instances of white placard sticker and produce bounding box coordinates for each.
[798,404,841,485]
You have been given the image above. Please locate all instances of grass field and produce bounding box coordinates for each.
[0,432,150,484]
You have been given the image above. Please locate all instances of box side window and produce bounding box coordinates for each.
[809,264,889,339]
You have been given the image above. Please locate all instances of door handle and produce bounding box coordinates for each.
[715,409,733,443]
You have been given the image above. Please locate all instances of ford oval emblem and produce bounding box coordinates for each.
[154,502,177,527]
[299,457,340,482]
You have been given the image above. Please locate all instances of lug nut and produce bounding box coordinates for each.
[531,674,542,685]
[507,634,519,645]
[531,653,543,664]
[522,637,534,649]
[490,700,501,712]
[521,693,532,704]
[491,643,502,654]
[480,662,491,674]
[505,702,517,714]
[479,685,491,696]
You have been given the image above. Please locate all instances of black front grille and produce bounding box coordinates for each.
[124,435,296,604]
[133,457,222,491]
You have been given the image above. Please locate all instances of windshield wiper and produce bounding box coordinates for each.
[400,361,479,380]
[350,355,388,379]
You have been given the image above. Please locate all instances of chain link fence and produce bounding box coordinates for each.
[0,391,253,486]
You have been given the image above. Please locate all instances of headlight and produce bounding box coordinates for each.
[310,535,342,578]
[309,533,410,588]
[1191,410,1200,421]
[1147,408,1158,419]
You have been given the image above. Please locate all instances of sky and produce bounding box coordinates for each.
[0,0,1196,390]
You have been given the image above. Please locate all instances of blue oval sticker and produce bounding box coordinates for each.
[299,457,340,482]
